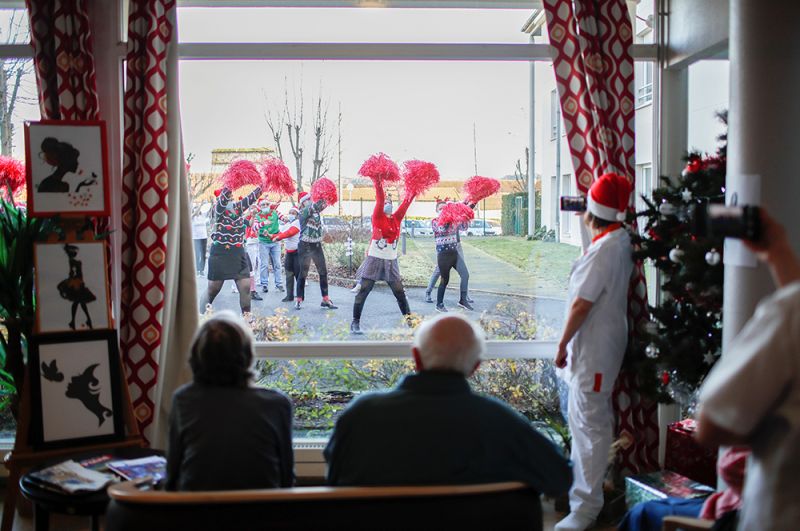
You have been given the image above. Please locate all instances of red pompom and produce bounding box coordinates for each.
[311,177,338,206]
[359,153,400,183]
[438,202,474,226]
[402,160,440,199]
[463,175,501,204]
[221,159,261,190]
[0,155,25,197]
[260,157,296,196]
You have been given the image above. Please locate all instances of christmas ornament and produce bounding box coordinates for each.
[660,370,670,386]
[681,188,693,202]
[703,352,717,365]
[659,202,677,216]
[705,249,721,266]
[669,248,685,263]
[645,343,660,359]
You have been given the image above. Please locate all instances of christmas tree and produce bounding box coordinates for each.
[629,113,727,403]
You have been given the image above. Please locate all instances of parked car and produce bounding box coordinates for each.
[415,219,434,236]
[401,219,426,236]
[460,220,501,236]
[322,216,349,232]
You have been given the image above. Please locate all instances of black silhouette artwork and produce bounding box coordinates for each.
[37,137,80,193]
[56,244,96,330]
[41,359,113,427]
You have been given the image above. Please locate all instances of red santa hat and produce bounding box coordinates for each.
[298,191,310,205]
[587,172,633,222]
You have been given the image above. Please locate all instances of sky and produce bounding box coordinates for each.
[177,7,537,182]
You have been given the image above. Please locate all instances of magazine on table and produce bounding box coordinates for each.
[106,455,167,482]
[27,460,116,494]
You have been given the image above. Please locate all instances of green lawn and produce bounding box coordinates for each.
[463,237,580,297]
[397,237,435,287]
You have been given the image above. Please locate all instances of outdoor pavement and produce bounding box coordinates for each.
[196,275,566,340]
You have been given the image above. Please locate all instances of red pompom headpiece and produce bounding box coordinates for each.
[260,157,296,196]
[359,153,400,183]
[220,159,261,190]
[311,177,338,206]
[438,202,474,226]
[463,175,501,204]
[401,160,440,200]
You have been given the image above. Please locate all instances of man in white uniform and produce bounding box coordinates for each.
[696,211,800,531]
[554,173,634,531]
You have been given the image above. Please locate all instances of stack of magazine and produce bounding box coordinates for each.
[27,455,167,494]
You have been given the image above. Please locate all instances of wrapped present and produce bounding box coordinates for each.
[665,419,719,486]
[625,470,714,508]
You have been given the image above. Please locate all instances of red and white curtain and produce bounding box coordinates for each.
[121,0,197,445]
[543,0,659,475]
[26,0,99,121]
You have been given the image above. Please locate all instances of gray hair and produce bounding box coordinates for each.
[412,314,486,375]
[190,311,255,387]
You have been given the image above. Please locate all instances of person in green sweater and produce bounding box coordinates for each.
[254,200,284,294]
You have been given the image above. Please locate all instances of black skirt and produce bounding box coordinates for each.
[360,256,402,283]
[208,245,250,281]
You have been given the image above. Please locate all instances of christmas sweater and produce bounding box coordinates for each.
[368,183,413,260]
[432,219,467,253]
[210,186,262,249]
[299,199,326,243]
[254,209,280,243]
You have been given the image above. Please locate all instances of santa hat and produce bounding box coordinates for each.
[288,205,300,216]
[298,191,310,205]
[587,173,632,222]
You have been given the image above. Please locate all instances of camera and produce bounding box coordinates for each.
[693,204,762,241]
[560,195,587,212]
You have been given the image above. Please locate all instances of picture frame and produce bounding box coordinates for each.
[33,240,113,334]
[28,330,125,450]
[25,120,110,217]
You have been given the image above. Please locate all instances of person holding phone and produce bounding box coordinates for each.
[554,173,633,531]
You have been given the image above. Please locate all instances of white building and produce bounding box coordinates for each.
[528,2,729,247]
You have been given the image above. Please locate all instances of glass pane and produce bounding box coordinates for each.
[257,357,565,444]
[178,7,534,44]
[185,59,577,342]
[632,0,655,44]
[688,60,729,154]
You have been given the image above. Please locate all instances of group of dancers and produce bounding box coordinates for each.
[200,154,500,335]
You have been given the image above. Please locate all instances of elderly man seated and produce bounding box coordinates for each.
[324,313,572,498]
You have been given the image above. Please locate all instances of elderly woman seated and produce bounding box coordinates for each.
[165,311,294,491]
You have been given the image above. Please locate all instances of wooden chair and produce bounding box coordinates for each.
[106,480,542,531]
[662,515,715,531]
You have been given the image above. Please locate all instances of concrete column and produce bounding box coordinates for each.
[528,34,537,236]
[723,0,800,347]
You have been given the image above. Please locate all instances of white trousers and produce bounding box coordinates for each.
[246,241,259,279]
[567,384,614,518]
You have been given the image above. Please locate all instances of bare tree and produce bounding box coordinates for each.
[264,78,337,193]
[0,12,33,156]
[512,147,530,194]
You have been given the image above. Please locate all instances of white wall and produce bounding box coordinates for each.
[688,60,730,154]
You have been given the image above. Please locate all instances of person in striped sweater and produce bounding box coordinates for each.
[295,191,337,310]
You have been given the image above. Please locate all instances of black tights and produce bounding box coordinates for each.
[353,278,410,321]
[201,278,252,314]
[436,249,459,305]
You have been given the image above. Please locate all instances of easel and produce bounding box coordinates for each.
[1,220,144,531]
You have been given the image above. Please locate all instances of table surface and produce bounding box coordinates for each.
[19,447,163,514]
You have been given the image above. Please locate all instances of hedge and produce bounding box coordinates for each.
[501,191,541,236]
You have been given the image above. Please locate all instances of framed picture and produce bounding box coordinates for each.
[34,240,112,334]
[28,330,125,450]
[25,120,110,217]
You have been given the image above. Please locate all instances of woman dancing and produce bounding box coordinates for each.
[199,161,263,315]
[350,156,439,334]
[57,243,96,330]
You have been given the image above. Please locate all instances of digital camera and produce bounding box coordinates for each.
[693,204,761,241]
[560,196,587,212]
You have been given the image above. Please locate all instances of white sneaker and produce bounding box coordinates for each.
[554,512,596,531]
[350,284,361,293]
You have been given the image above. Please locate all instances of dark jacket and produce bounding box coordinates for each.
[166,383,294,491]
[324,371,572,496]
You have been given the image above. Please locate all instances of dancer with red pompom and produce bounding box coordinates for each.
[431,200,475,312]
[295,177,339,310]
[350,156,439,335]
[200,160,264,315]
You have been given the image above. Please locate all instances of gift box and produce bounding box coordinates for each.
[664,419,719,486]
[625,470,714,508]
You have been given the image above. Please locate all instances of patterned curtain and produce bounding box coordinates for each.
[26,0,99,121]
[543,0,659,475]
[120,0,177,441]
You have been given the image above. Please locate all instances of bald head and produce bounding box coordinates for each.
[412,314,486,375]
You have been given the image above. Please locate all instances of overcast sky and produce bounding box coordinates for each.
[178,7,537,182]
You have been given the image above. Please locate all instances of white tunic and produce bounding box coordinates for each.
[561,227,633,393]
[699,281,800,531]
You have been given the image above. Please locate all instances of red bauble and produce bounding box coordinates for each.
[661,371,670,385]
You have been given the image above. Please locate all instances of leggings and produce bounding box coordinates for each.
[284,251,300,298]
[436,249,459,305]
[297,241,328,300]
[353,278,410,320]
[201,278,252,314]
[427,245,469,295]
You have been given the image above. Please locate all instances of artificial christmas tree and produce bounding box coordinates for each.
[629,113,727,403]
